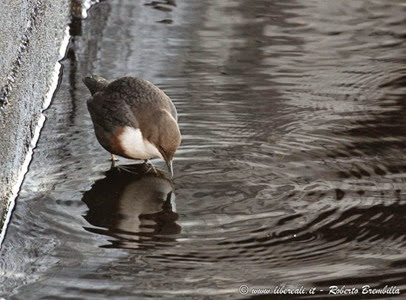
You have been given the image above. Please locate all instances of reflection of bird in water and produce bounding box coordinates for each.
[82,163,181,249]
[83,75,181,176]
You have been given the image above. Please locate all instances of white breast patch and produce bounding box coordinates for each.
[118,126,162,160]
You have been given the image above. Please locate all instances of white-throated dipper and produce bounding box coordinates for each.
[83,75,181,176]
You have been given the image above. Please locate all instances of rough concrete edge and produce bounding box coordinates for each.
[0,0,43,106]
[0,42,69,247]
[0,7,71,247]
[0,0,99,246]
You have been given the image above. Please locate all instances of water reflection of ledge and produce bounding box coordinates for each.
[82,164,181,249]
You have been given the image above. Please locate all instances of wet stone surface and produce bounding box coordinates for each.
[1,0,406,299]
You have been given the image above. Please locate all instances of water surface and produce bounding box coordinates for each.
[1,0,405,299]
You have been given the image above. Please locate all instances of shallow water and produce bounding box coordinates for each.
[1,0,406,298]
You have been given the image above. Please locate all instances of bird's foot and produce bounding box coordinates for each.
[143,160,159,175]
[115,164,140,175]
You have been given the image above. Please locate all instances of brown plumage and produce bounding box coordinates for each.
[83,75,181,175]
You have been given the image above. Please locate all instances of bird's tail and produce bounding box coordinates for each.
[83,75,109,95]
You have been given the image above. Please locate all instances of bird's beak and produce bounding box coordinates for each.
[166,160,174,177]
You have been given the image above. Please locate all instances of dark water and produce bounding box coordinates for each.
[1,0,406,299]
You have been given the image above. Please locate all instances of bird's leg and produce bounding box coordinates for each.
[110,154,118,168]
[142,159,150,171]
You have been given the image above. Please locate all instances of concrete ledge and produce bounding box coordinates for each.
[0,0,71,221]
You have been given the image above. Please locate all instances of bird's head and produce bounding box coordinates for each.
[153,110,181,176]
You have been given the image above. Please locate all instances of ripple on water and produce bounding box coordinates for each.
[1,0,406,298]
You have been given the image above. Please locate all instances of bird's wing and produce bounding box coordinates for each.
[87,91,139,131]
[106,77,178,121]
